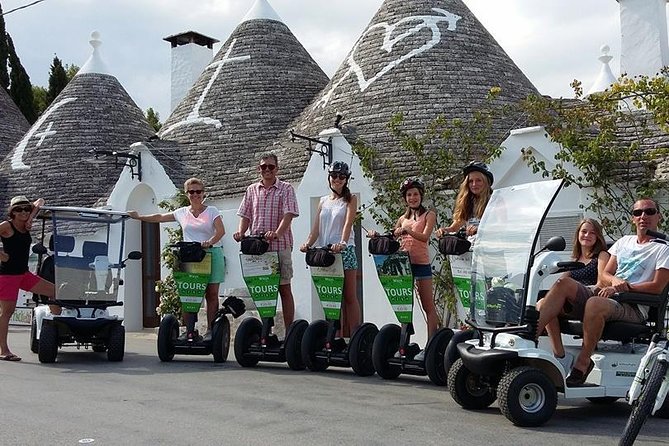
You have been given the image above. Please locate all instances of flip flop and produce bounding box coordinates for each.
[0,353,22,361]
[566,359,595,387]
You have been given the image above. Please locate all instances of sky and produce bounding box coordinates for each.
[2,0,667,121]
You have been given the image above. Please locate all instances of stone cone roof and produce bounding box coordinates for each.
[159,4,329,199]
[0,87,29,160]
[0,73,154,209]
[285,0,540,184]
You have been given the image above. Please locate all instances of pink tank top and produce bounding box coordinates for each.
[400,211,429,264]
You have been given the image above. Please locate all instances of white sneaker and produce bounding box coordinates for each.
[555,352,574,373]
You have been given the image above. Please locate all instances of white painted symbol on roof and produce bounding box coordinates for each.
[161,39,251,137]
[33,121,56,147]
[11,97,78,170]
[315,8,461,108]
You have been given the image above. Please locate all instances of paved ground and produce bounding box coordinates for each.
[2,326,668,446]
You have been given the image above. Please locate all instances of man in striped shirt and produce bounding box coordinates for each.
[234,153,299,328]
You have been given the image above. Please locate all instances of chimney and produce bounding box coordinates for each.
[163,31,219,113]
[618,0,669,78]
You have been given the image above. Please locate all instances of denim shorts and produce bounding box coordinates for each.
[342,245,358,271]
[411,263,432,281]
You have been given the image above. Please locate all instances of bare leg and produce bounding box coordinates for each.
[204,283,220,331]
[30,278,59,315]
[544,318,566,357]
[343,269,360,336]
[416,278,438,338]
[536,277,581,344]
[279,284,294,329]
[0,300,17,356]
[573,296,613,373]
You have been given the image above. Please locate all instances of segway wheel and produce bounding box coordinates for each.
[29,314,39,354]
[498,366,557,427]
[234,317,262,367]
[285,319,308,371]
[372,323,401,379]
[212,316,231,363]
[107,324,125,362]
[447,358,496,409]
[38,322,59,364]
[301,320,329,372]
[424,327,454,386]
[348,323,378,377]
[157,314,179,362]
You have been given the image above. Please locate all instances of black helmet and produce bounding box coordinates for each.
[328,161,351,177]
[463,161,494,186]
[400,178,424,196]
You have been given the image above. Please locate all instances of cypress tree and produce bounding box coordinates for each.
[0,4,10,90]
[46,55,68,105]
[7,34,36,123]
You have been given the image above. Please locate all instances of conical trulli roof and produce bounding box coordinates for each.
[159,0,329,199]
[0,88,29,160]
[286,0,540,183]
[0,34,154,209]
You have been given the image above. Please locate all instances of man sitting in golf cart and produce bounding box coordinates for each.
[536,198,669,386]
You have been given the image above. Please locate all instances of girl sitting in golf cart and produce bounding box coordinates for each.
[436,161,493,238]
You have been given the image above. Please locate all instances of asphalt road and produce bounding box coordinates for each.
[2,326,668,446]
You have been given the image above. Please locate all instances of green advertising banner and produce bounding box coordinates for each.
[373,252,414,324]
[240,252,280,318]
[309,254,344,320]
[449,253,472,308]
[174,253,212,313]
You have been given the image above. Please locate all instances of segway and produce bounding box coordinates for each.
[234,236,307,369]
[301,246,378,376]
[369,235,454,385]
[157,242,245,363]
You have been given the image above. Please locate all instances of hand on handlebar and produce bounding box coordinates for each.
[233,231,244,242]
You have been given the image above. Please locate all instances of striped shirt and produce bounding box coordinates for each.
[237,178,299,251]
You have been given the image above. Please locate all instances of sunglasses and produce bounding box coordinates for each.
[12,205,33,213]
[632,208,658,217]
[259,164,276,171]
[187,189,204,195]
[329,173,348,180]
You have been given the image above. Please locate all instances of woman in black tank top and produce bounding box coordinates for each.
[0,196,54,361]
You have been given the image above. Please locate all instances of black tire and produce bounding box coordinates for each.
[301,320,329,372]
[655,393,669,419]
[38,322,58,363]
[29,314,38,354]
[372,324,401,379]
[157,314,179,362]
[587,397,620,404]
[425,328,454,386]
[349,323,378,377]
[211,316,231,363]
[234,317,262,367]
[447,358,497,409]
[285,319,308,371]
[619,360,669,446]
[107,324,125,362]
[498,366,557,427]
[444,329,476,377]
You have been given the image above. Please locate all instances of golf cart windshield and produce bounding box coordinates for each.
[41,207,129,303]
[471,180,563,327]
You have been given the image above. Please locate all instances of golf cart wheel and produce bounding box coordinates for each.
[38,322,59,363]
[498,366,557,427]
[444,329,476,377]
[655,393,669,419]
[285,319,308,371]
[301,320,329,372]
[107,324,125,361]
[586,397,619,404]
[620,359,669,446]
[425,328,454,386]
[157,314,179,362]
[349,323,378,377]
[448,358,497,409]
[234,317,262,367]
[212,316,231,363]
[30,314,39,354]
[372,324,401,379]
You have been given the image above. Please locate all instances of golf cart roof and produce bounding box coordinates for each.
[38,206,128,223]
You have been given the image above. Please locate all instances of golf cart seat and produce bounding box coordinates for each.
[560,283,669,343]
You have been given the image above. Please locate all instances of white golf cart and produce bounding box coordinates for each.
[447,179,669,426]
[30,206,141,363]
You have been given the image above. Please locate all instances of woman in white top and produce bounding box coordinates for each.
[128,178,225,340]
[300,161,360,335]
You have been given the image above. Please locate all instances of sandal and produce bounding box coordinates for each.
[566,359,595,387]
[0,353,22,361]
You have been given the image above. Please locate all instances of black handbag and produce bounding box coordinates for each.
[305,248,336,267]
[241,237,269,255]
[368,235,400,255]
[175,242,207,263]
[438,235,471,256]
